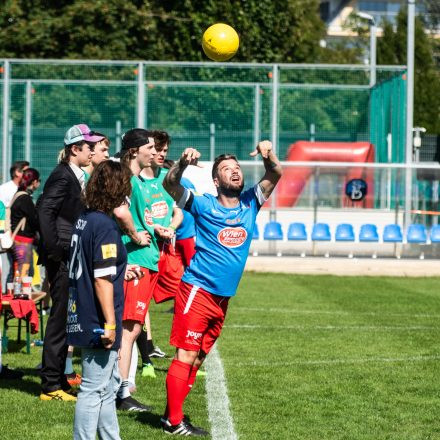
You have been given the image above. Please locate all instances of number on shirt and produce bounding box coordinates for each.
[68,234,83,280]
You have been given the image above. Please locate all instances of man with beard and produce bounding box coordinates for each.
[161,141,282,436]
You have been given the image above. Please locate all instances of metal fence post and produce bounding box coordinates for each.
[404,0,415,230]
[115,120,121,155]
[137,62,145,128]
[25,80,32,162]
[2,60,10,183]
[209,123,215,161]
[253,84,261,184]
[270,64,279,222]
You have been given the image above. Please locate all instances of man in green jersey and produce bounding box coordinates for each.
[113,128,162,412]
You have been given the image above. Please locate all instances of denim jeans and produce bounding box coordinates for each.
[73,348,121,440]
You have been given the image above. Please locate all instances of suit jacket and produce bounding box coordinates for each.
[37,162,84,264]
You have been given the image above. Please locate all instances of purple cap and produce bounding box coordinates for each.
[64,124,104,146]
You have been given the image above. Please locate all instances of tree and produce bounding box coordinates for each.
[377,9,440,134]
[0,0,325,63]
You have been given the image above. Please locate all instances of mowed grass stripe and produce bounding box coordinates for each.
[220,273,440,440]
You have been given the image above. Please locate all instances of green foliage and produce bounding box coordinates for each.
[377,9,440,133]
[0,0,325,63]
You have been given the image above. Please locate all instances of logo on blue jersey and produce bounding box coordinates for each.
[217,227,247,248]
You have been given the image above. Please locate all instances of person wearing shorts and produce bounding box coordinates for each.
[161,141,282,436]
[113,128,160,412]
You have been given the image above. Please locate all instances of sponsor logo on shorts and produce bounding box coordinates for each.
[217,227,247,248]
[152,201,169,219]
[186,330,203,340]
[136,301,146,311]
[144,207,154,226]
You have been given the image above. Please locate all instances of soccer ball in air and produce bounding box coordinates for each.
[202,23,239,62]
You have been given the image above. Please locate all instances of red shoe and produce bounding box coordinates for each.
[66,373,82,387]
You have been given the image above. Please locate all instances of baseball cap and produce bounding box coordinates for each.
[114,128,155,158]
[64,124,105,146]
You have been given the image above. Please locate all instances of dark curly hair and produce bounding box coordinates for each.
[85,160,132,215]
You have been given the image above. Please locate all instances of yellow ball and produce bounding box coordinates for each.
[202,23,239,62]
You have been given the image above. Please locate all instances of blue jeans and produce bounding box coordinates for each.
[73,348,121,440]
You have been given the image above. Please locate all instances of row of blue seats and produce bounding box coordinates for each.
[255,222,438,244]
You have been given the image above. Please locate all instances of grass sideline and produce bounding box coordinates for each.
[2,273,440,439]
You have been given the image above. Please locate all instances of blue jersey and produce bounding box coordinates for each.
[176,177,196,240]
[67,211,127,350]
[181,185,264,297]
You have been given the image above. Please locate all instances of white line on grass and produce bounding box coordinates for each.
[204,343,238,440]
[226,354,440,368]
[234,307,440,319]
[226,324,440,331]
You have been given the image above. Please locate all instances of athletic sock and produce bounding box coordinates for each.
[146,338,154,354]
[136,328,153,365]
[64,356,74,375]
[166,359,192,425]
[185,365,198,398]
[118,379,131,399]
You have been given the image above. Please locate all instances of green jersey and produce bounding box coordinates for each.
[143,167,174,228]
[121,175,159,271]
[0,200,5,232]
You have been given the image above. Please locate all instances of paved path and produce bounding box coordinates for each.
[245,256,440,277]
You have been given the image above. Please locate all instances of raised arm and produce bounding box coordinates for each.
[163,148,201,202]
[250,140,283,200]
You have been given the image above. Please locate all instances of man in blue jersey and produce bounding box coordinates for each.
[161,141,282,436]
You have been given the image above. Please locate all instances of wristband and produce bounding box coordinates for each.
[104,323,116,330]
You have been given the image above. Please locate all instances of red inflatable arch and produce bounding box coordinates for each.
[275,141,375,208]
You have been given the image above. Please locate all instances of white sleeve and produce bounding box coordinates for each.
[254,184,267,206]
[177,188,191,209]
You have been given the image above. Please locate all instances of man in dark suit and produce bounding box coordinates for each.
[38,124,104,401]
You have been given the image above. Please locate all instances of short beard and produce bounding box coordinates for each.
[218,182,244,198]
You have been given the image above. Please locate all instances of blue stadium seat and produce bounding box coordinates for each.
[383,224,403,242]
[263,221,283,240]
[359,224,379,242]
[252,224,260,240]
[335,223,355,241]
[430,225,440,243]
[406,224,427,243]
[287,222,307,241]
[311,223,331,241]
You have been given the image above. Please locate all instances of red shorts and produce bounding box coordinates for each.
[174,237,196,268]
[170,281,229,354]
[122,267,158,323]
[153,242,184,304]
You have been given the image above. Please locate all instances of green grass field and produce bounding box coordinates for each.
[2,272,440,439]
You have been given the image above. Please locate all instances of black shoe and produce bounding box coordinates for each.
[149,345,166,358]
[162,418,209,436]
[0,365,24,380]
[116,396,153,412]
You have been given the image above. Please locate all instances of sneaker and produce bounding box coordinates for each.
[66,372,82,386]
[141,363,157,378]
[162,418,209,436]
[196,370,207,377]
[116,396,153,412]
[39,389,77,401]
[0,365,24,380]
[149,345,166,358]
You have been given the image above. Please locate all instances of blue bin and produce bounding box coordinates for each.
[335,223,355,241]
[311,223,331,241]
[287,222,307,241]
[263,221,283,240]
